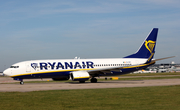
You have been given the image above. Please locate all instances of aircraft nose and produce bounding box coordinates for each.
[3,69,11,76]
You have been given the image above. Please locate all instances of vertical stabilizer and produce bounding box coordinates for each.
[124,28,158,61]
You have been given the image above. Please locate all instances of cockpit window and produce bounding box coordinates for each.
[10,66,19,68]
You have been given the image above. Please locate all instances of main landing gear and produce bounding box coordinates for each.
[78,78,98,83]
[90,77,97,83]
[79,81,85,83]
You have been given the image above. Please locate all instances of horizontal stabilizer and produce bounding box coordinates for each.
[152,56,175,62]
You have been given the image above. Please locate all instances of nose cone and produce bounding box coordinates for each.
[3,69,11,76]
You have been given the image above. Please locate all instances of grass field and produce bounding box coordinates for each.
[1,85,180,110]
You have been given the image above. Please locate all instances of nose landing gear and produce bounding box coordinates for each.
[14,78,24,85]
[20,81,24,85]
[19,79,24,85]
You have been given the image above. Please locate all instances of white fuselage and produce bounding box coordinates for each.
[4,58,147,77]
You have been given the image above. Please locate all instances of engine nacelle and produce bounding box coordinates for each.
[71,71,90,81]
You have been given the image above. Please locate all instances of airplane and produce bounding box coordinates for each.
[3,28,174,85]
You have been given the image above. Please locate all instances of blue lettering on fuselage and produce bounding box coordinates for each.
[38,61,94,70]
[40,62,48,70]
[56,62,64,69]
[82,62,86,68]
[86,61,94,68]
[48,62,56,69]
[74,62,82,69]
[65,62,73,69]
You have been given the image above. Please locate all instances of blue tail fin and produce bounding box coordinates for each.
[124,28,158,61]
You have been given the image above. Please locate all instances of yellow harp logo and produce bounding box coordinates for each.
[145,40,156,53]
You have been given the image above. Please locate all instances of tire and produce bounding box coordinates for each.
[20,81,24,85]
[79,81,85,83]
[91,78,97,83]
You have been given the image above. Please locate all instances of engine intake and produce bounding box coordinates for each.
[71,71,90,81]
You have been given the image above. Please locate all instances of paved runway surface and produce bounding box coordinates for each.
[0,77,180,92]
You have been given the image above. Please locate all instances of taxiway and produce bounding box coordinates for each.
[0,77,180,92]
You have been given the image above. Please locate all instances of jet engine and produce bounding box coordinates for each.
[70,71,90,82]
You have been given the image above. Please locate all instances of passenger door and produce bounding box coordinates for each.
[26,63,31,72]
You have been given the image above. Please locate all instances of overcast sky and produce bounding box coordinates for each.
[0,0,179,71]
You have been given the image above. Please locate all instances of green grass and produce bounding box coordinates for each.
[1,86,180,110]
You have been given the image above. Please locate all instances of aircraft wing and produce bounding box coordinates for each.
[88,66,124,74]
[87,56,175,76]
[87,62,155,75]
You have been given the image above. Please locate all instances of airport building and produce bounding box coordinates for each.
[134,62,180,73]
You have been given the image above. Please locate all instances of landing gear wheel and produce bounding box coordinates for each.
[20,81,24,85]
[91,78,97,83]
[79,81,85,83]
